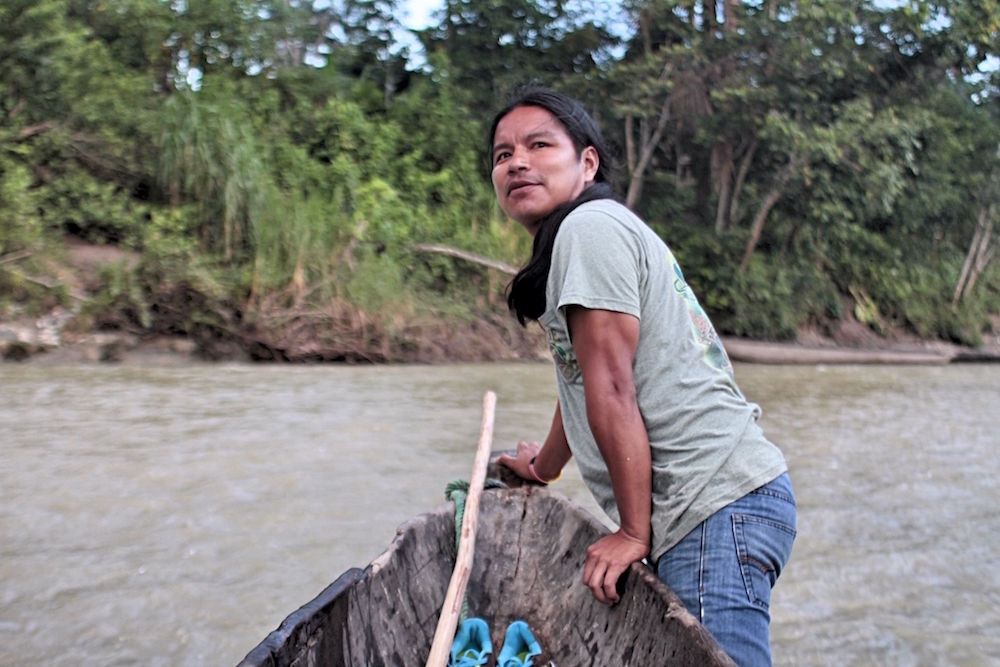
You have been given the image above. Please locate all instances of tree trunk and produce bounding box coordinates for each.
[725,0,741,31]
[703,0,717,32]
[740,188,783,272]
[625,115,636,177]
[694,148,714,224]
[714,144,734,234]
[676,140,690,194]
[714,164,733,234]
[624,114,642,206]
[729,137,757,226]
[740,155,797,272]
[625,64,673,210]
[953,203,997,305]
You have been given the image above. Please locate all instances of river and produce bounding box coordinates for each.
[1,361,998,666]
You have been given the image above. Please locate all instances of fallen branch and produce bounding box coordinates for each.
[17,122,54,141]
[412,243,519,276]
[8,99,25,120]
[0,266,88,301]
[0,250,33,265]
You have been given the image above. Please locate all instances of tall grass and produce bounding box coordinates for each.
[158,90,272,262]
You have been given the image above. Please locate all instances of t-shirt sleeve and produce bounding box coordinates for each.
[550,207,642,319]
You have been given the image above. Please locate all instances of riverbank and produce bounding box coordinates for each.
[4,304,999,366]
[0,311,551,365]
[3,239,998,365]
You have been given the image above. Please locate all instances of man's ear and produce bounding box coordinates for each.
[582,145,600,183]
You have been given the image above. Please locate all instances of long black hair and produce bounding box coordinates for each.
[489,88,617,325]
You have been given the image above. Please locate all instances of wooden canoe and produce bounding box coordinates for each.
[237,468,735,667]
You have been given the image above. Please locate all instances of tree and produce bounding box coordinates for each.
[417,0,615,115]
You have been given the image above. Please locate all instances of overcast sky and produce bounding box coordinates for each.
[397,0,627,31]
[393,0,628,68]
[399,0,440,30]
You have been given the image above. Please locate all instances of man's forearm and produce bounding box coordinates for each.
[534,402,572,481]
[587,393,652,544]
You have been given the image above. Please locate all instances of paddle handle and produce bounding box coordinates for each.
[424,391,497,667]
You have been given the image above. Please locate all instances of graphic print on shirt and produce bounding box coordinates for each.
[546,325,581,383]
[666,250,736,384]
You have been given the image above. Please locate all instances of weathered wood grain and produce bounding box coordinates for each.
[237,567,362,667]
[465,489,733,666]
[238,486,735,667]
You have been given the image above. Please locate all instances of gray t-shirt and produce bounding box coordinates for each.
[539,199,787,561]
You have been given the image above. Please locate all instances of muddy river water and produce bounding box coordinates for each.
[1,361,998,666]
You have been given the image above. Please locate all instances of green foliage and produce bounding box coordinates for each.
[0,0,74,121]
[417,0,617,115]
[37,167,150,245]
[2,0,998,352]
[345,251,412,315]
[667,224,841,340]
[158,85,277,260]
[0,163,41,256]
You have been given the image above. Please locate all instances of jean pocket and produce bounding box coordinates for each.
[732,514,796,609]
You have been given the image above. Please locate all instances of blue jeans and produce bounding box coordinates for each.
[656,473,796,667]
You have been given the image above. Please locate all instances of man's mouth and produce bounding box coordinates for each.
[508,180,539,196]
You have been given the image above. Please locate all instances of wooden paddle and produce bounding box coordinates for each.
[424,390,497,667]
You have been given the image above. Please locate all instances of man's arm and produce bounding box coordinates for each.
[567,305,652,605]
[497,402,572,483]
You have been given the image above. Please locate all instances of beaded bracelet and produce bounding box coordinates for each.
[528,456,563,484]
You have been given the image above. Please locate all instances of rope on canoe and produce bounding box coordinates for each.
[445,477,507,623]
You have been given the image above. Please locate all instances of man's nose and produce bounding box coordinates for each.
[508,147,529,170]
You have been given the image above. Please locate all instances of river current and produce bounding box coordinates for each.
[1,361,998,666]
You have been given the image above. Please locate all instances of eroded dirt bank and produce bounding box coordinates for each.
[2,239,998,365]
[6,305,999,366]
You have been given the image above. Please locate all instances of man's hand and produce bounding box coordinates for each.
[583,529,650,605]
[496,440,541,481]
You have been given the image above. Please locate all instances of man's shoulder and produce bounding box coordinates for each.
[562,199,644,236]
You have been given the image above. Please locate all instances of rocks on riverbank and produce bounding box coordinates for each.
[0,303,551,365]
[4,302,1000,365]
[0,313,200,365]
